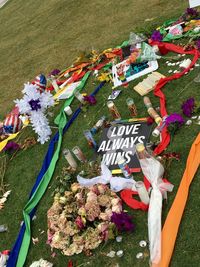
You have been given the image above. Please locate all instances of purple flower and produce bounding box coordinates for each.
[111,211,135,232]
[49,69,60,77]
[165,113,184,126]
[151,30,163,42]
[29,99,41,111]
[196,40,200,51]
[165,113,184,137]
[84,95,97,105]
[181,98,195,117]
[3,141,20,153]
[186,8,199,17]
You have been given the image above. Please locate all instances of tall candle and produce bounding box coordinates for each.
[107,101,121,120]
[135,181,149,204]
[126,97,137,117]
[63,149,77,169]
[143,96,162,124]
[52,79,59,92]
[74,91,85,104]
[72,146,87,162]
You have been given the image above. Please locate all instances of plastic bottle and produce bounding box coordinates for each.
[118,156,133,179]
[135,143,151,159]
[152,116,168,137]
[83,130,98,149]
[91,116,106,134]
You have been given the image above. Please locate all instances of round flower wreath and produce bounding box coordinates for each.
[47,183,134,256]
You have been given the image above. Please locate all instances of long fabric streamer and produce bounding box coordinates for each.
[152,133,200,267]
[150,42,199,155]
[7,67,103,266]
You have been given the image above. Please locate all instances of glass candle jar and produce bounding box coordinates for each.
[63,149,77,169]
[126,97,137,117]
[135,181,149,205]
[72,146,87,162]
[107,101,121,120]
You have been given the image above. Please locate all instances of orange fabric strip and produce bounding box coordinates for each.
[152,133,200,267]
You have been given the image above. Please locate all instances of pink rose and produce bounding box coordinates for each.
[87,191,97,202]
[97,184,108,194]
[111,198,121,206]
[112,204,122,213]
[97,222,109,232]
[99,212,109,221]
[89,185,99,195]
[97,222,109,241]
[75,216,85,230]
[105,208,113,220]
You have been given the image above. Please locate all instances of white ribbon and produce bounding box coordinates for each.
[139,157,173,264]
[77,162,136,192]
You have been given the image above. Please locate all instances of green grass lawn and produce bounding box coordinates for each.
[1,1,200,267]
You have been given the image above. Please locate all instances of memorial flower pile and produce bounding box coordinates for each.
[47,183,133,256]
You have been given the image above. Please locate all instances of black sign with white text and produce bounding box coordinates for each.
[97,122,151,172]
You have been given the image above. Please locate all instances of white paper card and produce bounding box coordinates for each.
[189,0,200,8]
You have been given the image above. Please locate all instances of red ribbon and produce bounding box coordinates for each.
[121,42,200,210]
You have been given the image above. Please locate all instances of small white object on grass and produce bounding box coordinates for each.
[116,236,123,242]
[186,120,192,126]
[116,250,124,257]
[136,252,144,259]
[139,240,147,248]
[106,251,116,258]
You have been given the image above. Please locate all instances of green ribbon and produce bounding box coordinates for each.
[16,72,90,267]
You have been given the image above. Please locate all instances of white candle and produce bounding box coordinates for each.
[135,181,149,205]
[52,79,59,92]
[72,146,87,162]
[63,149,77,169]
[74,91,85,103]
[64,106,73,116]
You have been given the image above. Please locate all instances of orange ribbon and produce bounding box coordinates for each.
[152,133,200,267]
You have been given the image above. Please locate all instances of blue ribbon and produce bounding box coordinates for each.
[7,81,105,267]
